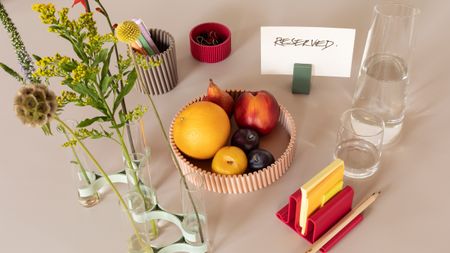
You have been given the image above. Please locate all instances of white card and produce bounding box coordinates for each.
[261,26,356,77]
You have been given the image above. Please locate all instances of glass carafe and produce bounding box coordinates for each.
[352,3,420,145]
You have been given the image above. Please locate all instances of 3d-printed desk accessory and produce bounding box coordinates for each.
[292,63,312,94]
[132,28,179,95]
[78,171,207,253]
[190,22,232,63]
[276,186,363,252]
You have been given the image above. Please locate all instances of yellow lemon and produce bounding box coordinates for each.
[212,146,248,175]
[173,101,230,159]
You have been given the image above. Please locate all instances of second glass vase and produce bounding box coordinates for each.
[352,3,420,145]
[124,152,158,240]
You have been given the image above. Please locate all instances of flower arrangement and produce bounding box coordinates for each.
[0,0,205,251]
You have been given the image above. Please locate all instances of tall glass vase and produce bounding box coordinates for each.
[180,173,209,247]
[122,191,154,253]
[124,119,151,158]
[69,146,100,207]
[124,152,158,239]
[352,3,420,145]
[58,122,100,207]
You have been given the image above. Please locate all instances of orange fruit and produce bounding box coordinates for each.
[211,146,248,175]
[173,101,231,160]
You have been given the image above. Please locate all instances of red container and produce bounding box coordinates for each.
[276,186,363,252]
[189,22,231,63]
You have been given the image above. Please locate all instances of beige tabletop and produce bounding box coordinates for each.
[1,0,449,252]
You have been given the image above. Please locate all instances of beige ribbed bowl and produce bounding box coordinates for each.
[169,90,297,194]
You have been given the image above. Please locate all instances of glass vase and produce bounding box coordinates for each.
[352,3,420,145]
[58,122,100,207]
[122,191,155,253]
[180,173,209,247]
[124,152,158,239]
[70,147,100,207]
[124,119,151,158]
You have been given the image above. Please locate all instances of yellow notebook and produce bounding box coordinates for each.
[299,159,345,235]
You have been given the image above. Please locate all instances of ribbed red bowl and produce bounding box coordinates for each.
[189,22,231,63]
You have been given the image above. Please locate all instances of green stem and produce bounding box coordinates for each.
[55,116,150,252]
[94,0,138,158]
[84,0,91,12]
[92,0,158,237]
[146,94,205,243]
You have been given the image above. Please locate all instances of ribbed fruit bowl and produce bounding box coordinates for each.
[169,90,297,194]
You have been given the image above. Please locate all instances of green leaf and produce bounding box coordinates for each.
[0,62,24,83]
[94,48,109,66]
[118,110,126,124]
[77,116,109,128]
[72,42,88,62]
[110,121,126,129]
[60,61,77,72]
[48,25,62,31]
[41,122,53,136]
[32,54,42,62]
[101,46,115,79]
[100,75,113,94]
[113,69,137,113]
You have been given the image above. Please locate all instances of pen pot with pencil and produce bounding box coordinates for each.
[122,20,179,95]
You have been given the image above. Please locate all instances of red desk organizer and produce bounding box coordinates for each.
[276,186,364,252]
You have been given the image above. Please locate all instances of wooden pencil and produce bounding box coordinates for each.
[305,191,381,253]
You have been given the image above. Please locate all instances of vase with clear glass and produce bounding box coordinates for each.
[352,3,420,145]
[122,191,155,253]
[124,119,151,158]
[181,173,209,247]
[58,123,100,207]
[124,152,159,240]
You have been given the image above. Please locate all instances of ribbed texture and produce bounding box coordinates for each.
[169,90,297,194]
[190,22,231,63]
[135,29,178,95]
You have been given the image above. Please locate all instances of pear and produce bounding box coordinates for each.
[203,79,234,115]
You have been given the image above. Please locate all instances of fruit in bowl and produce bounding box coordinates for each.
[234,91,280,135]
[169,87,297,194]
[211,146,247,175]
[231,128,260,153]
[247,148,275,173]
[172,101,230,159]
[203,79,234,116]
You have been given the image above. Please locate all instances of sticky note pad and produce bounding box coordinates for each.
[299,159,345,235]
[292,63,312,94]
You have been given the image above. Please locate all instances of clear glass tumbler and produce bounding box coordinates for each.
[352,3,420,145]
[334,108,384,179]
[180,173,208,247]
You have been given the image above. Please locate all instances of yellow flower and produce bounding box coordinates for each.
[77,12,97,38]
[57,91,78,107]
[116,21,140,43]
[32,3,57,24]
[125,105,148,121]
[71,64,88,83]
[34,54,73,78]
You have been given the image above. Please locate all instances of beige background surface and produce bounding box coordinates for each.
[1,0,449,252]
